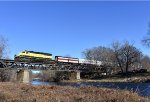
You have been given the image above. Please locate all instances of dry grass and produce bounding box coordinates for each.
[0,82,149,102]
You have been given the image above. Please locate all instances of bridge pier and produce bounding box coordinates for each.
[22,70,32,83]
[77,71,80,80]
[17,69,32,83]
[69,71,80,80]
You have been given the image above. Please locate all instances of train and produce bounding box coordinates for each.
[15,50,102,66]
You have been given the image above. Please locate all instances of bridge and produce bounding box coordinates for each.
[0,59,107,83]
[0,58,103,70]
[0,68,81,83]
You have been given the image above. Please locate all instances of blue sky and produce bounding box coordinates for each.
[0,1,150,59]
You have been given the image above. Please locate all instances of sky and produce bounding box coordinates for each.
[0,1,150,59]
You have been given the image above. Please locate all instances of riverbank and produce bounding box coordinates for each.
[0,82,149,102]
[62,77,150,83]
[63,73,150,83]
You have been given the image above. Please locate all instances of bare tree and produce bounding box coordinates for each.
[112,41,124,73]
[82,46,114,64]
[82,49,93,60]
[112,41,142,74]
[82,46,115,75]
[142,23,150,47]
[0,35,8,59]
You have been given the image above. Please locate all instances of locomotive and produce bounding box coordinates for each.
[15,50,52,62]
[14,50,101,66]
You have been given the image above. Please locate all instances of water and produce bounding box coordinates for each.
[32,80,150,97]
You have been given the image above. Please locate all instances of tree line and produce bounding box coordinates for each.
[82,41,146,74]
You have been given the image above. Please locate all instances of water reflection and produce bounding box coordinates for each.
[32,80,59,85]
[32,80,150,97]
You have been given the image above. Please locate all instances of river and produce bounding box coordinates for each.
[32,80,150,97]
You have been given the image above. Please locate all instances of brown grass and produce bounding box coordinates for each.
[0,82,149,102]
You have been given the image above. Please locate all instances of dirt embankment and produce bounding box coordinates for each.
[0,82,149,102]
